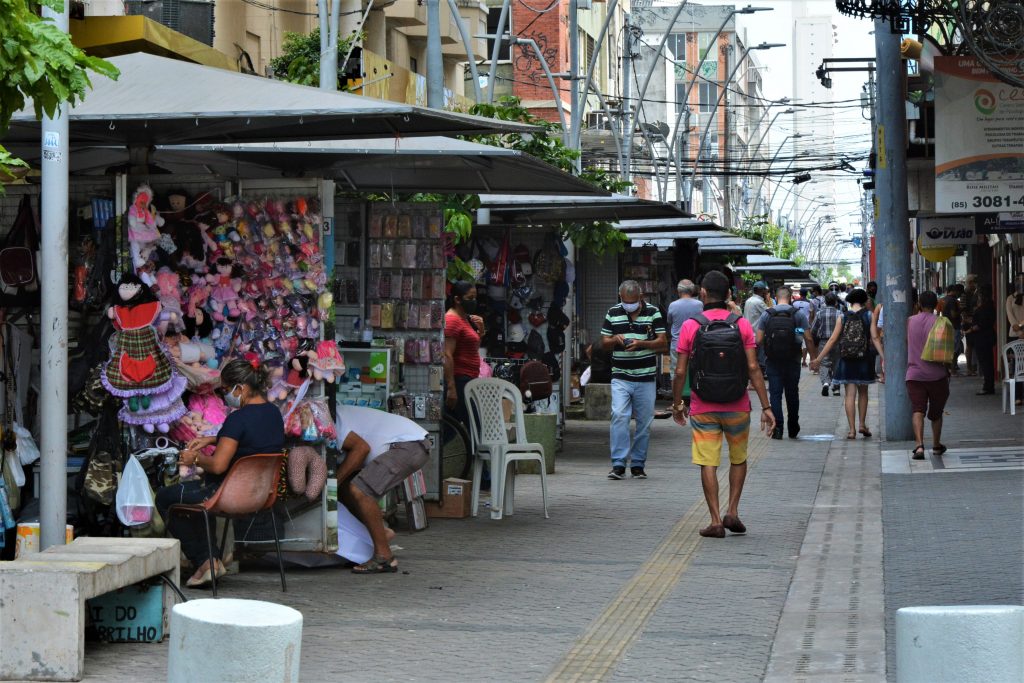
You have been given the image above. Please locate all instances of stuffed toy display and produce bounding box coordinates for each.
[97,189,335,446]
[100,273,187,433]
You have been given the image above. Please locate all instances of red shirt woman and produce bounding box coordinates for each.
[443,281,484,428]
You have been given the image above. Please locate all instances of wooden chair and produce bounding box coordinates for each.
[169,453,287,597]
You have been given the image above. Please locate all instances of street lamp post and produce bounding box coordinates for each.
[768,153,813,221]
[667,5,773,207]
[687,41,784,213]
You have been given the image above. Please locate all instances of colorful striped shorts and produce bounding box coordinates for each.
[689,412,751,467]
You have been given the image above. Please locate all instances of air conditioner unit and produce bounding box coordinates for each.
[585,112,611,130]
[126,0,214,46]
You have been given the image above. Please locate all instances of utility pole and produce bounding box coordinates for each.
[874,19,913,441]
[862,69,876,280]
[40,1,70,550]
[568,0,580,171]
[318,0,341,91]
[620,14,633,182]
[426,0,444,108]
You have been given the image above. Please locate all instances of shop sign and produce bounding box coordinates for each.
[974,212,1024,234]
[917,216,977,247]
[934,56,1024,214]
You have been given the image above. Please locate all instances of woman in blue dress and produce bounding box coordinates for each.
[810,289,885,439]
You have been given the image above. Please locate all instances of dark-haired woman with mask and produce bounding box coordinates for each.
[155,358,284,588]
[1006,274,1024,406]
[444,281,484,429]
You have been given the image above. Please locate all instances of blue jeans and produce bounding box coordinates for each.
[766,359,802,435]
[610,379,657,467]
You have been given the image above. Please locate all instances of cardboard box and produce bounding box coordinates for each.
[425,478,472,518]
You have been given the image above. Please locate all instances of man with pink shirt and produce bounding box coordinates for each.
[905,290,951,459]
[672,271,775,538]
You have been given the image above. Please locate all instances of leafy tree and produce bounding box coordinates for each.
[269,28,360,89]
[732,215,801,264]
[0,0,119,182]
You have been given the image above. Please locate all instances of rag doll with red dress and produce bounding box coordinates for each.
[101,273,187,433]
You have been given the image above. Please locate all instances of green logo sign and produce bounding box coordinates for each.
[974,88,996,116]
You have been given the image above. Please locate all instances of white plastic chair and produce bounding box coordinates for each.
[464,378,550,520]
[1002,340,1024,415]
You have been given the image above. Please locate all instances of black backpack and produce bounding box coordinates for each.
[690,313,748,404]
[526,329,545,358]
[762,308,799,361]
[839,311,868,360]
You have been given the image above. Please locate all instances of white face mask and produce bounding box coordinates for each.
[223,384,243,408]
[621,301,641,313]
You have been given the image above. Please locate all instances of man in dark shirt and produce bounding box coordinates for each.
[601,280,667,480]
[757,287,817,439]
[940,284,963,375]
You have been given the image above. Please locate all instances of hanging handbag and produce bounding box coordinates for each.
[0,194,40,304]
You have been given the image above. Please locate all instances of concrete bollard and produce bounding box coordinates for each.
[896,605,1024,683]
[168,598,303,683]
[584,383,612,420]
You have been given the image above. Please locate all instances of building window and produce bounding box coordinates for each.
[667,34,687,64]
[580,30,595,71]
[675,82,688,116]
[698,82,717,112]
[410,56,418,73]
[699,133,719,161]
[698,32,715,61]
[486,7,511,61]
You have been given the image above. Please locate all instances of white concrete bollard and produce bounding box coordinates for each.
[168,598,302,683]
[896,605,1024,683]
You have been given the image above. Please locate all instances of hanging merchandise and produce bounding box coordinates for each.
[0,194,40,302]
[126,184,164,285]
[115,455,155,526]
[100,273,188,433]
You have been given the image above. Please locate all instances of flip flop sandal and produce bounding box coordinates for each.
[932,444,948,456]
[859,428,872,438]
[352,555,398,574]
[699,524,725,538]
[847,432,857,440]
[912,445,926,460]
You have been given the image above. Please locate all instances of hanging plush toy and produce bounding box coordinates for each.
[155,268,185,336]
[127,184,165,280]
[101,273,187,433]
[183,281,213,339]
[206,257,241,322]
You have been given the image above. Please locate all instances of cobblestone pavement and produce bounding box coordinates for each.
[67,369,1021,682]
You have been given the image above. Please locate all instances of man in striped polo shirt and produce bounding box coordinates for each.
[601,280,668,479]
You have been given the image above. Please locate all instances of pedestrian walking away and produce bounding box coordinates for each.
[744,280,769,376]
[602,280,668,480]
[792,289,814,368]
[961,274,980,375]
[756,287,817,440]
[905,291,952,460]
[811,291,842,396]
[666,279,703,406]
[810,288,885,440]
[672,270,774,539]
[940,284,964,375]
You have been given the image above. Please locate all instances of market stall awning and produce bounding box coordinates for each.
[478,194,684,225]
[14,138,606,196]
[4,52,537,146]
[615,217,725,233]
[628,229,734,247]
[734,264,816,281]
[698,237,771,256]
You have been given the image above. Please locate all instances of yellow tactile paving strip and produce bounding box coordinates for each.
[544,432,772,683]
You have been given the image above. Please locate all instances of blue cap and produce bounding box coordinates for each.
[753,281,768,290]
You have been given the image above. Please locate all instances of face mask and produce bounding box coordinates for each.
[460,298,478,315]
[223,384,242,408]
[621,301,641,313]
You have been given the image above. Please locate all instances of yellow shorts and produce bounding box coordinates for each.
[689,412,751,467]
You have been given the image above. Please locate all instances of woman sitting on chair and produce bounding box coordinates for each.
[155,358,284,588]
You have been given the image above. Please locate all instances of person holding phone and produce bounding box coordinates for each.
[601,280,668,480]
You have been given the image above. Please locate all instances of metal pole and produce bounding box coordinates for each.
[874,18,913,441]
[863,68,877,280]
[426,0,444,108]
[40,0,70,551]
[513,38,569,136]
[621,14,633,182]
[485,0,510,104]
[573,0,620,149]
[755,133,799,215]
[319,0,341,91]
[445,0,482,103]
[568,0,579,168]
[339,0,376,76]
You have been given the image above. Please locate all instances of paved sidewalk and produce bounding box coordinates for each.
[65,369,1021,682]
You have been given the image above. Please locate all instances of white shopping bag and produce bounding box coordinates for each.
[115,455,154,526]
[336,503,373,564]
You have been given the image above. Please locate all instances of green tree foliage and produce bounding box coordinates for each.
[732,215,803,265]
[0,0,119,182]
[466,97,632,256]
[269,29,360,89]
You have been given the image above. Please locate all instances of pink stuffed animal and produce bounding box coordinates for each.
[127,184,165,277]
[154,268,185,335]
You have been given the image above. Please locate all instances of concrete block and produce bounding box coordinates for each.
[584,383,612,421]
[0,537,180,681]
[168,599,302,683]
[896,605,1024,683]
